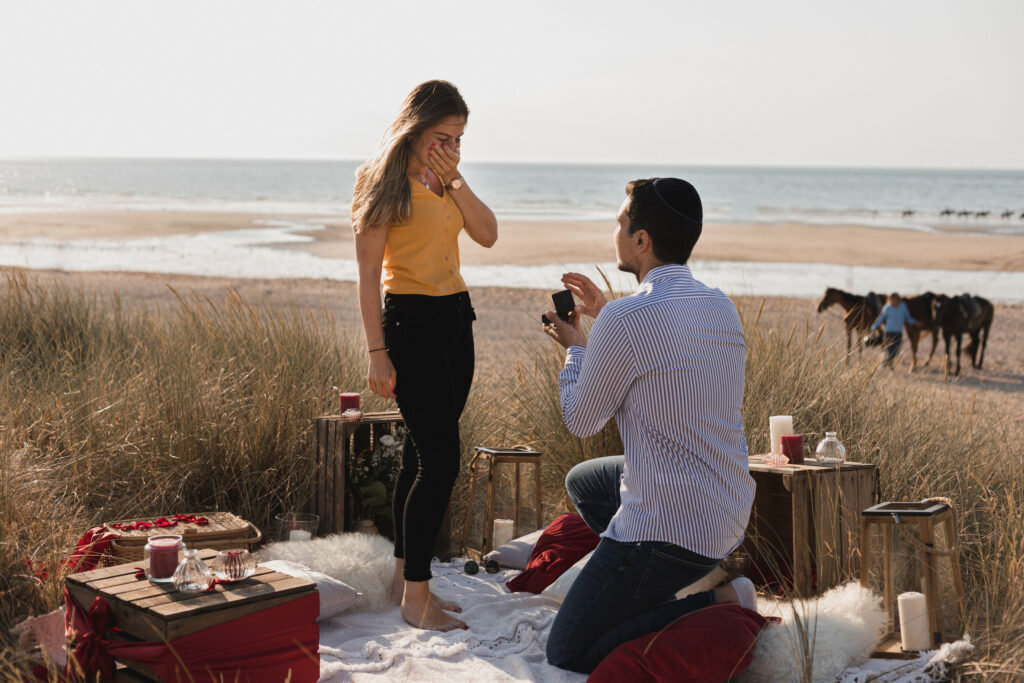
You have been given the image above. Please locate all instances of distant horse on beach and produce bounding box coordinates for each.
[816,287,885,355]
[932,294,994,376]
[901,292,940,371]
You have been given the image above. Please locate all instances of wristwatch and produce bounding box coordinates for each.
[446,176,465,190]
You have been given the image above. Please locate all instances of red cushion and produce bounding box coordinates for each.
[587,603,771,683]
[505,513,599,593]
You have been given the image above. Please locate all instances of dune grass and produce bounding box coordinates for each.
[1,270,1021,680]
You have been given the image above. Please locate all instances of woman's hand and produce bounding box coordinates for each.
[562,272,607,319]
[427,142,460,186]
[367,351,396,399]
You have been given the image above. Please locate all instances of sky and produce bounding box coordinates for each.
[1,0,1022,169]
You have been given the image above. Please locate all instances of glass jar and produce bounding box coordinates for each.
[173,547,214,594]
[211,549,256,581]
[144,534,183,583]
[815,431,847,466]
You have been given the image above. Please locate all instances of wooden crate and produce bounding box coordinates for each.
[65,548,316,680]
[743,457,879,595]
[312,412,452,559]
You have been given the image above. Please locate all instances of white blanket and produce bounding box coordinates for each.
[317,559,584,682]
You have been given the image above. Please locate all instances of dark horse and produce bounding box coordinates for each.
[816,287,885,355]
[931,294,994,375]
[901,292,940,371]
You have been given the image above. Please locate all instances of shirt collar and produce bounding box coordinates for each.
[640,263,693,287]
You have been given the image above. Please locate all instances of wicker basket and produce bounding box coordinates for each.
[104,511,262,564]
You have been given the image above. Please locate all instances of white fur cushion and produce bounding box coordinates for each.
[483,526,547,570]
[259,559,362,621]
[738,581,886,682]
[540,550,726,602]
[259,532,397,612]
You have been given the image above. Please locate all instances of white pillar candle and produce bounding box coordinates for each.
[769,415,794,454]
[898,591,931,651]
[289,529,312,542]
[492,519,515,548]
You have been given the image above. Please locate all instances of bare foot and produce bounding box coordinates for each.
[431,593,462,613]
[401,594,468,631]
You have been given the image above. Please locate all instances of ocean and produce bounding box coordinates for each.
[1,158,1023,302]
[1,158,1023,232]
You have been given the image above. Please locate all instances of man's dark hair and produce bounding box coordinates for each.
[624,177,703,264]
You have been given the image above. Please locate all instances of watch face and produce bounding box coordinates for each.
[451,178,464,190]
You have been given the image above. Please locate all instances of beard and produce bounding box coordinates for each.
[616,260,638,278]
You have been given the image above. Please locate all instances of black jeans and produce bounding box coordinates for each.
[383,291,475,582]
[883,332,902,368]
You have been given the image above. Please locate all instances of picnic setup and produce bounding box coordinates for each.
[15,400,973,682]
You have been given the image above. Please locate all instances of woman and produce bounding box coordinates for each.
[351,80,497,632]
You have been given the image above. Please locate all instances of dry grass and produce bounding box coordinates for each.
[1,270,1021,680]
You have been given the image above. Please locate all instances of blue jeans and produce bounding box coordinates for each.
[546,456,720,674]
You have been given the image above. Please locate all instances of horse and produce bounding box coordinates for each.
[931,294,994,376]
[901,292,940,371]
[816,287,886,355]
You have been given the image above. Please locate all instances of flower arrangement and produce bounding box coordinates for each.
[349,432,404,523]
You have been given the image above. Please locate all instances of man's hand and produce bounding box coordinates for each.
[562,272,607,319]
[542,309,586,349]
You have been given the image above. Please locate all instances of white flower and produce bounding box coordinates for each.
[379,435,396,447]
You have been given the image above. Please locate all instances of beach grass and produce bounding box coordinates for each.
[1,270,1021,680]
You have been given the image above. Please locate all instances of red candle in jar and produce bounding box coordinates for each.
[146,535,182,581]
[339,392,360,414]
[781,434,804,464]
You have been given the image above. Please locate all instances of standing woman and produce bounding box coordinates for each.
[351,80,497,631]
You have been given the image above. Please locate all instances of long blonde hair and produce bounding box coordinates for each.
[351,80,469,233]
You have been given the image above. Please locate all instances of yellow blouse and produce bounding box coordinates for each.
[382,181,467,296]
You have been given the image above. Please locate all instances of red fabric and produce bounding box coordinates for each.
[65,527,119,573]
[587,603,772,683]
[506,513,599,593]
[64,587,319,682]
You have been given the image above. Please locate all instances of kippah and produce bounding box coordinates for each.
[652,178,703,226]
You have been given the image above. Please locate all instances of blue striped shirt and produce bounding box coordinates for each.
[558,264,755,559]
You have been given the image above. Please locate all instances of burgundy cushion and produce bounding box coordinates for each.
[588,604,771,683]
[505,513,599,594]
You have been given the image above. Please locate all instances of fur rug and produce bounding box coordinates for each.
[259,533,397,612]
[739,582,887,683]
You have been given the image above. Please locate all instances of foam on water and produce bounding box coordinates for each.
[1,222,1021,304]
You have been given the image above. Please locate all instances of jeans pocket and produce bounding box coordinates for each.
[633,544,717,608]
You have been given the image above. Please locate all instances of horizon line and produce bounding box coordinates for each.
[1,154,1022,174]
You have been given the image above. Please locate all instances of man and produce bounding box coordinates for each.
[871,291,916,369]
[542,178,757,674]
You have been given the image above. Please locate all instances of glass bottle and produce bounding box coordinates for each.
[815,431,847,466]
[172,547,215,594]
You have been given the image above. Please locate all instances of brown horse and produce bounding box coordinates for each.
[816,287,885,355]
[932,294,994,375]
[901,292,940,371]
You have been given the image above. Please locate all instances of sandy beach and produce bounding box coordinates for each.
[2,208,1021,407]
[5,210,1023,272]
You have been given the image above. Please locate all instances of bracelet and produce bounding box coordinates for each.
[368,346,387,353]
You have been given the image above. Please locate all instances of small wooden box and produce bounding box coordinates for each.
[65,548,317,680]
[744,457,879,595]
[312,412,452,559]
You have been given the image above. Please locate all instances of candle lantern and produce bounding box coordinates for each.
[460,446,543,562]
[860,500,966,652]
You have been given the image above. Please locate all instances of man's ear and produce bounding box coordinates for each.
[633,228,652,254]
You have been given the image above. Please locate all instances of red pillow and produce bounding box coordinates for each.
[588,604,771,683]
[506,513,599,594]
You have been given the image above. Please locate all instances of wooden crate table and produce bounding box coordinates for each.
[64,548,319,682]
[312,411,452,559]
[743,457,879,596]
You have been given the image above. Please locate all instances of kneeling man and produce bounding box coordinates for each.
[542,178,756,674]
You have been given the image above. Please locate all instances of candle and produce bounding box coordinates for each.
[769,415,794,454]
[146,535,182,582]
[289,529,312,542]
[339,392,360,414]
[898,591,931,651]
[492,519,515,548]
[781,434,804,464]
